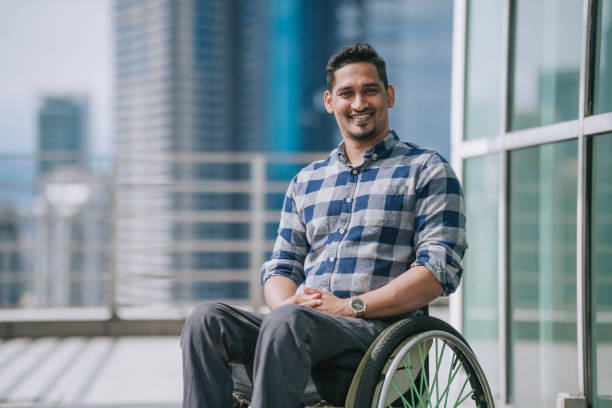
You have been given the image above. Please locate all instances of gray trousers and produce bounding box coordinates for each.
[180,302,392,408]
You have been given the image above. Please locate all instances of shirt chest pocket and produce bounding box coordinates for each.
[352,184,408,228]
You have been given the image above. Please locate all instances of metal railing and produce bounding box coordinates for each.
[0,151,326,334]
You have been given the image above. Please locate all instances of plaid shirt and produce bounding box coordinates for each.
[260,131,466,297]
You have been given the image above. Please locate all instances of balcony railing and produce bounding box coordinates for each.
[0,151,326,335]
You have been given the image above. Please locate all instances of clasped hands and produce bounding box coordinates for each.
[280,286,355,318]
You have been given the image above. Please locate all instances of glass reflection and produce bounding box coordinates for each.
[509,140,578,407]
[462,154,500,397]
[593,1,612,115]
[464,0,504,140]
[591,134,612,407]
[509,0,582,130]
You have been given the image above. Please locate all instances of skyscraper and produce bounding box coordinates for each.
[113,0,454,310]
[0,203,23,307]
[348,0,454,160]
[115,0,274,308]
[37,96,88,176]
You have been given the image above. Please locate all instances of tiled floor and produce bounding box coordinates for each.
[0,336,182,408]
[0,306,450,408]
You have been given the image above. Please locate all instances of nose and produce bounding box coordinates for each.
[351,93,367,111]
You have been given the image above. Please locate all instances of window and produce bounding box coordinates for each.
[464,0,504,140]
[593,1,612,115]
[509,0,582,130]
[590,133,612,407]
[462,153,500,396]
[508,140,578,407]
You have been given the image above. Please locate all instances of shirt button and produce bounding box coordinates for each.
[329,256,335,262]
[373,153,378,159]
[352,169,358,175]
[345,197,351,203]
[339,228,345,234]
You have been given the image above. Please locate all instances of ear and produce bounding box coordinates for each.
[324,90,334,114]
[386,85,395,108]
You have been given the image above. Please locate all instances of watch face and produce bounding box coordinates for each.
[351,298,365,312]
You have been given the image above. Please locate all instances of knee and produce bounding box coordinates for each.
[182,301,227,337]
[261,304,312,335]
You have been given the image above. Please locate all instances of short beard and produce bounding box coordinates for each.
[347,127,377,141]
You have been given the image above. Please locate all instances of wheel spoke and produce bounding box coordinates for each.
[452,373,472,407]
[400,350,427,408]
[390,374,413,407]
[434,354,462,408]
[455,388,475,407]
[428,340,446,404]
[416,341,433,405]
[373,324,492,408]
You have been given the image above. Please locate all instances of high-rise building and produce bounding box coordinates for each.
[115,0,273,308]
[113,0,454,310]
[345,0,454,159]
[37,96,88,176]
[0,203,23,307]
[114,0,343,309]
[33,94,108,308]
[32,167,109,307]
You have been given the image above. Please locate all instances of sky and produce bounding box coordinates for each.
[0,0,113,155]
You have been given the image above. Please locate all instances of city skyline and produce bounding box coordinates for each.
[0,0,456,310]
[0,0,452,159]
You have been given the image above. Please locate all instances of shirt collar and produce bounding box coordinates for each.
[335,130,399,166]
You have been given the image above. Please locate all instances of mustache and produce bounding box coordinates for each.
[347,109,375,116]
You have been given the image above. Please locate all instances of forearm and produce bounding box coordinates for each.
[264,275,310,310]
[359,265,442,319]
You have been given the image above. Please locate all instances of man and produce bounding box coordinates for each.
[181,43,466,408]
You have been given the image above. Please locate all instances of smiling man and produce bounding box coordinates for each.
[181,43,467,408]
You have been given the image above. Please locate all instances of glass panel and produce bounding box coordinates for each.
[593,1,612,115]
[509,0,582,130]
[591,133,612,407]
[462,154,500,396]
[464,0,504,140]
[509,140,578,406]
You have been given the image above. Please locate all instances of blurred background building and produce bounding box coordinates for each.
[37,96,88,176]
[112,0,453,314]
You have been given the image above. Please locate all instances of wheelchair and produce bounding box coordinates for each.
[232,312,494,408]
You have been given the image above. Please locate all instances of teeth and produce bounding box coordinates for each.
[353,114,370,120]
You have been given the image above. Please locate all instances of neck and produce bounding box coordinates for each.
[342,129,389,166]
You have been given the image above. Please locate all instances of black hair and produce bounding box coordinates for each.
[325,43,388,91]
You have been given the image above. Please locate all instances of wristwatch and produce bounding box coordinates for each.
[349,297,366,318]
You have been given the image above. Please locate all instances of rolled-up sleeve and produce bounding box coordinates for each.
[411,154,467,295]
[260,178,309,286]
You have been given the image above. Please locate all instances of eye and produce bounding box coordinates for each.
[365,88,379,95]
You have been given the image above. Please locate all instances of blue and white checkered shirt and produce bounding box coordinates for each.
[261,131,466,297]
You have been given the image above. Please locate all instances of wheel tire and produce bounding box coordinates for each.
[352,316,491,408]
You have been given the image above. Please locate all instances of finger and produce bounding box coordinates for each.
[299,299,322,308]
[303,286,322,295]
[295,293,321,303]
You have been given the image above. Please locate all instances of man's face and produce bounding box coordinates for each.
[324,62,395,143]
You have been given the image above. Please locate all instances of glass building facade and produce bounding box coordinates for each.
[452,0,612,406]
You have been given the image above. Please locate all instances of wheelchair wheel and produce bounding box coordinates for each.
[348,316,494,408]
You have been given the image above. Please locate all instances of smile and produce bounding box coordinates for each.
[349,112,373,123]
